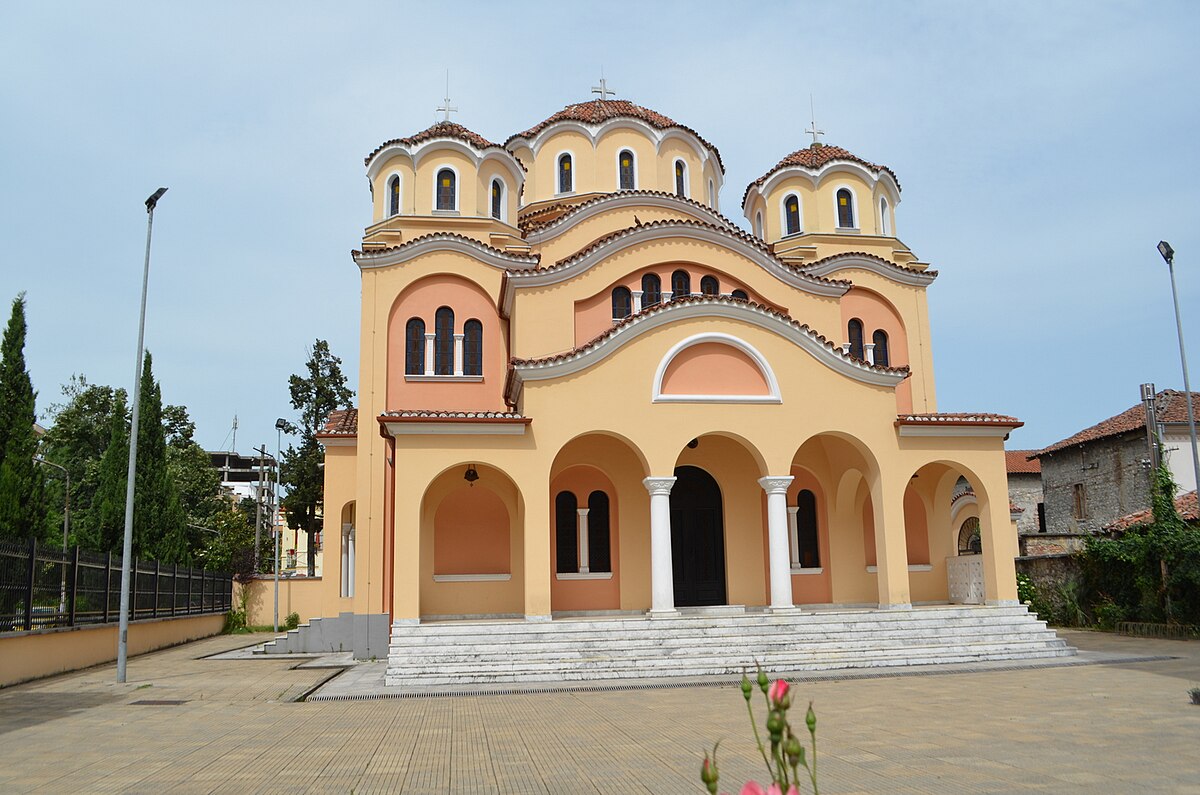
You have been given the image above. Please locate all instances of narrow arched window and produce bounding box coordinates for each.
[404,317,425,375]
[674,160,687,197]
[612,286,632,320]
[731,289,749,301]
[958,517,982,555]
[797,489,820,568]
[618,150,635,190]
[558,153,573,193]
[872,329,890,367]
[587,491,611,573]
[784,195,801,235]
[464,319,483,376]
[555,491,578,573]
[671,269,691,299]
[755,211,764,239]
[436,169,456,211]
[707,179,715,206]
[642,273,661,307]
[836,188,854,228]
[388,175,400,217]
[700,275,719,296]
[434,306,454,375]
[879,197,890,235]
[491,179,503,220]
[848,318,864,360]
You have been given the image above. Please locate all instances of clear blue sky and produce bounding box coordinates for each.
[2,1,1198,453]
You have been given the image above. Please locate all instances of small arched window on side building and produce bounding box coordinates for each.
[836,187,855,229]
[879,197,890,235]
[958,517,982,555]
[555,491,579,573]
[731,289,749,302]
[404,317,425,375]
[796,489,820,568]
[388,175,401,217]
[872,329,890,367]
[587,490,612,572]
[707,179,715,207]
[558,153,573,194]
[642,273,662,307]
[434,306,455,375]
[491,179,504,220]
[618,150,635,190]
[784,194,801,236]
[463,319,483,376]
[848,318,865,360]
[700,275,719,296]
[671,269,691,299]
[436,168,456,211]
[755,211,764,239]
[612,286,632,320]
[674,159,687,197]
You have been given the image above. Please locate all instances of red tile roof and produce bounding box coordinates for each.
[1005,450,1041,474]
[518,189,737,236]
[317,408,357,437]
[378,410,527,421]
[743,143,900,207]
[365,122,511,168]
[1035,390,1200,457]
[895,412,1022,427]
[798,250,937,280]
[1106,491,1198,531]
[506,99,725,172]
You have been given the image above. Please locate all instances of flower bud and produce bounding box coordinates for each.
[767,679,790,709]
[766,709,785,743]
[700,745,720,794]
[740,673,753,702]
[756,665,769,695]
[784,734,803,767]
[805,702,816,734]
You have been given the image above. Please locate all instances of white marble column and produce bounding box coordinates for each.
[576,507,590,573]
[632,290,644,313]
[453,333,465,376]
[759,476,795,610]
[864,342,876,365]
[346,528,356,598]
[643,476,677,614]
[787,506,800,568]
[423,333,435,375]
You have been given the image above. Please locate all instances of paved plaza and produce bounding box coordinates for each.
[0,629,1197,793]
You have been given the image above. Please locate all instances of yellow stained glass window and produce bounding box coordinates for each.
[442,178,451,187]
[839,196,848,205]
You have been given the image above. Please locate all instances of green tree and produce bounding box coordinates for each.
[197,508,268,582]
[132,352,188,564]
[281,339,353,576]
[0,293,48,542]
[85,389,130,553]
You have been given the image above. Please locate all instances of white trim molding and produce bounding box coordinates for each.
[555,572,614,580]
[382,420,528,436]
[780,192,803,236]
[432,573,512,582]
[833,184,859,231]
[800,253,937,287]
[742,160,901,216]
[523,192,732,245]
[790,566,824,575]
[354,234,540,271]
[366,137,525,189]
[897,425,1013,438]
[652,332,782,403]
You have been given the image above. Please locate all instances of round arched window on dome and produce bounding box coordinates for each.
[872,329,890,367]
[558,153,573,194]
[388,175,401,217]
[619,150,635,191]
[436,169,456,211]
[784,194,801,236]
[641,273,662,307]
[491,179,504,220]
[671,269,691,299]
[674,160,687,197]
[836,188,855,229]
[700,275,719,296]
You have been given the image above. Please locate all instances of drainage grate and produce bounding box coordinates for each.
[130,699,188,706]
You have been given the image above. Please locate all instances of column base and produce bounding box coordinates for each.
[768,605,802,614]
[877,602,913,611]
[648,608,680,618]
[985,599,1020,607]
[524,613,553,622]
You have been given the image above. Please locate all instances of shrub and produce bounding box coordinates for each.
[286,611,300,630]
[1017,573,1053,619]
[1093,596,1126,631]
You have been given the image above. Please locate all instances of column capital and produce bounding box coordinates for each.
[643,476,677,496]
[576,507,590,516]
[758,475,794,495]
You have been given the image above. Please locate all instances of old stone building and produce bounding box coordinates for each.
[1005,450,1043,536]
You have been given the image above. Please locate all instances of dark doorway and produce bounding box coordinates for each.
[671,465,727,606]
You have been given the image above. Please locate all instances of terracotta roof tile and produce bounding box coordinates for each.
[1106,491,1198,531]
[352,232,541,267]
[365,121,513,168]
[519,190,740,236]
[506,99,724,172]
[798,251,937,279]
[1005,450,1041,474]
[743,143,900,206]
[1035,390,1200,457]
[1010,502,1025,513]
[317,408,357,437]
[896,412,1022,426]
[379,409,526,420]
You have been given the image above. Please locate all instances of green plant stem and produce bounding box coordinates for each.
[745,697,773,779]
[809,727,819,795]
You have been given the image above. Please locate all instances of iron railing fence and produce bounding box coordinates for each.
[0,537,232,633]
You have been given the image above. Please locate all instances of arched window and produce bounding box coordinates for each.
[731,289,749,301]
[558,153,573,193]
[784,194,801,236]
[674,159,687,197]
[618,150,635,190]
[642,273,662,307]
[671,269,691,299]
[848,318,864,360]
[388,175,400,217]
[491,179,503,220]
[872,329,890,367]
[463,319,483,376]
[436,168,456,211]
[879,197,890,235]
[555,491,578,573]
[707,179,715,207]
[434,306,454,375]
[587,491,611,573]
[404,317,425,375]
[836,188,855,228]
[612,286,632,320]
[958,517,982,555]
[796,489,820,568]
[700,275,719,296]
[755,211,764,239]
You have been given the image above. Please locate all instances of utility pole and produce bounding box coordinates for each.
[253,444,267,572]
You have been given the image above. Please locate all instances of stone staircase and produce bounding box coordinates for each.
[385,605,1074,687]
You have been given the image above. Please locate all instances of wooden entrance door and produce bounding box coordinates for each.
[670,465,727,606]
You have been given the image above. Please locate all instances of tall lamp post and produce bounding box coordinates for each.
[34,456,70,613]
[274,418,286,633]
[117,187,167,684]
[1157,241,1200,495]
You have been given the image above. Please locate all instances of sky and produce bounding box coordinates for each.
[2,1,1199,454]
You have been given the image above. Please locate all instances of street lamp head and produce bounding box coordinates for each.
[1158,240,1174,265]
[145,187,168,212]
[275,418,287,431]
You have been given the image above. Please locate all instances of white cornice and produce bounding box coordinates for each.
[742,161,901,215]
[354,235,540,271]
[381,420,528,436]
[316,437,357,448]
[897,425,1012,438]
[524,193,733,246]
[801,255,937,287]
[366,138,526,187]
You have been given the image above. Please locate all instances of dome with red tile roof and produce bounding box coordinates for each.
[742,143,900,208]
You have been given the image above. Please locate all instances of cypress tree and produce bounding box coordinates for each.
[89,390,129,553]
[132,353,187,564]
[0,294,47,542]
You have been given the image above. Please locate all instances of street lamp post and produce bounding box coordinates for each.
[34,456,70,613]
[1157,241,1200,495]
[274,418,286,633]
[117,187,167,684]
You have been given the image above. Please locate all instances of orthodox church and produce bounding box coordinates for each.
[302,86,1062,678]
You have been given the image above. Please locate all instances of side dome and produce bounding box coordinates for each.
[742,143,900,244]
[505,99,725,211]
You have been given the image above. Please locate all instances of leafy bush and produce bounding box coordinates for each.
[1017,573,1053,619]
[1093,597,1126,631]
[286,611,300,630]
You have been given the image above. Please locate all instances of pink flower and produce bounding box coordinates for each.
[739,783,798,795]
[767,678,790,707]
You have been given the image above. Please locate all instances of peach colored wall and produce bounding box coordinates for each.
[903,486,931,565]
[0,614,223,689]
[242,576,331,626]
[572,264,770,346]
[789,467,832,604]
[549,465,621,611]
[660,342,770,396]
[434,484,510,575]
[840,287,912,413]
[387,274,507,412]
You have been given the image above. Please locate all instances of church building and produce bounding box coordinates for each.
[307,88,1049,677]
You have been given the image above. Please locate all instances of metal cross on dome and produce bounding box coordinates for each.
[592,74,616,101]
[436,72,458,122]
[806,95,825,145]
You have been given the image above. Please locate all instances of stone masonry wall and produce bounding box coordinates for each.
[1040,432,1154,535]
[1007,472,1043,535]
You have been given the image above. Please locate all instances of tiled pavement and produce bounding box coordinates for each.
[0,630,1197,793]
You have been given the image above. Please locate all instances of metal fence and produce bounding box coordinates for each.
[1116,621,1200,640]
[0,537,232,633]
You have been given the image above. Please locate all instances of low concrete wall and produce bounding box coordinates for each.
[240,576,327,627]
[0,613,224,689]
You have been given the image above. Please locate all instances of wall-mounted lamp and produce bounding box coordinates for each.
[464,464,479,485]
